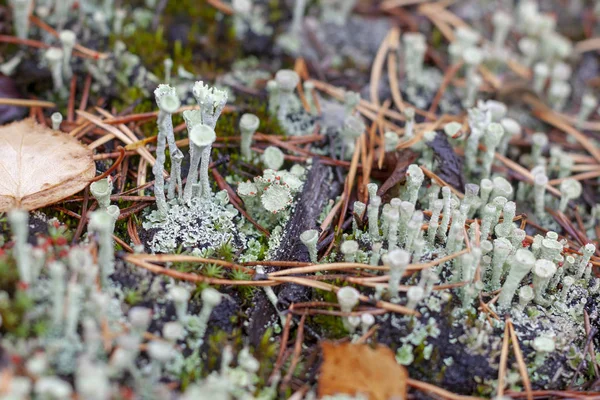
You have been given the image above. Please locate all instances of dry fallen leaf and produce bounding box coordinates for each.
[319,342,408,400]
[0,118,95,212]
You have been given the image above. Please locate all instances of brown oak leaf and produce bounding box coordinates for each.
[0,118,95,212]
[319,342,408,400]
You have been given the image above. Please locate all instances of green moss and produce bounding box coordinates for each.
[310,288,347,338]
[255,328,278,384]
[124,287,144,306]
[112,86,155,115]
[0,287,44,338]
[165,0,220,20]
[204,264,225,278]
[114,27,169,77]
[230,269,257,300]
[215,241,236,262]
[0,254,19,293]
[206,328,244,371]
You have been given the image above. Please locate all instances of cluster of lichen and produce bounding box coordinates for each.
[4,0,600,398]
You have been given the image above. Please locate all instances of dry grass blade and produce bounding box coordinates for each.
[206,0,234,14]
[29,15,109,59]
[419,10,455,42]
[320,195,345,231]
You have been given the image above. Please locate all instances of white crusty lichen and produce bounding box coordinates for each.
[262,146,285,171]
[237,168,303,229]
[143,189,245,254]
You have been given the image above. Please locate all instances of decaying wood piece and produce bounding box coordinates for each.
[246,158,341,344]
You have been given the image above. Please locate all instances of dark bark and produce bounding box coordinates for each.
[428,132,465,192]
[245,158,341,344]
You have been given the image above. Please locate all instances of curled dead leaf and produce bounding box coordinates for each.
[319,341,408,400]
[0,118,95,212]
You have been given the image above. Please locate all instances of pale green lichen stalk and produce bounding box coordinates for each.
[185,81,228,200]
[153,84,181,215]
[239,113,260,160]
[8,209,32,284]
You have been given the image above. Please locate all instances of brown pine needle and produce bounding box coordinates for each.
[337,133,363,232]
[420,165,465,198]
[206,0,234,14]
[370,28,393,107]
[0,98,56,108]
[387,27,405,114]
[428,61,463,117]
[124,255,276,286]
[408,378,485,400]
[530,103,600,164]
[269,276,419,316]
[497,317,511,397]
[549,170,600,185]
[507,319,533,400]
[29,15,109,59]
[268,262,388,277]
[380,0,428,10]
[575,37,600,54]
[127,253,253,274]
[494,152,561,197]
